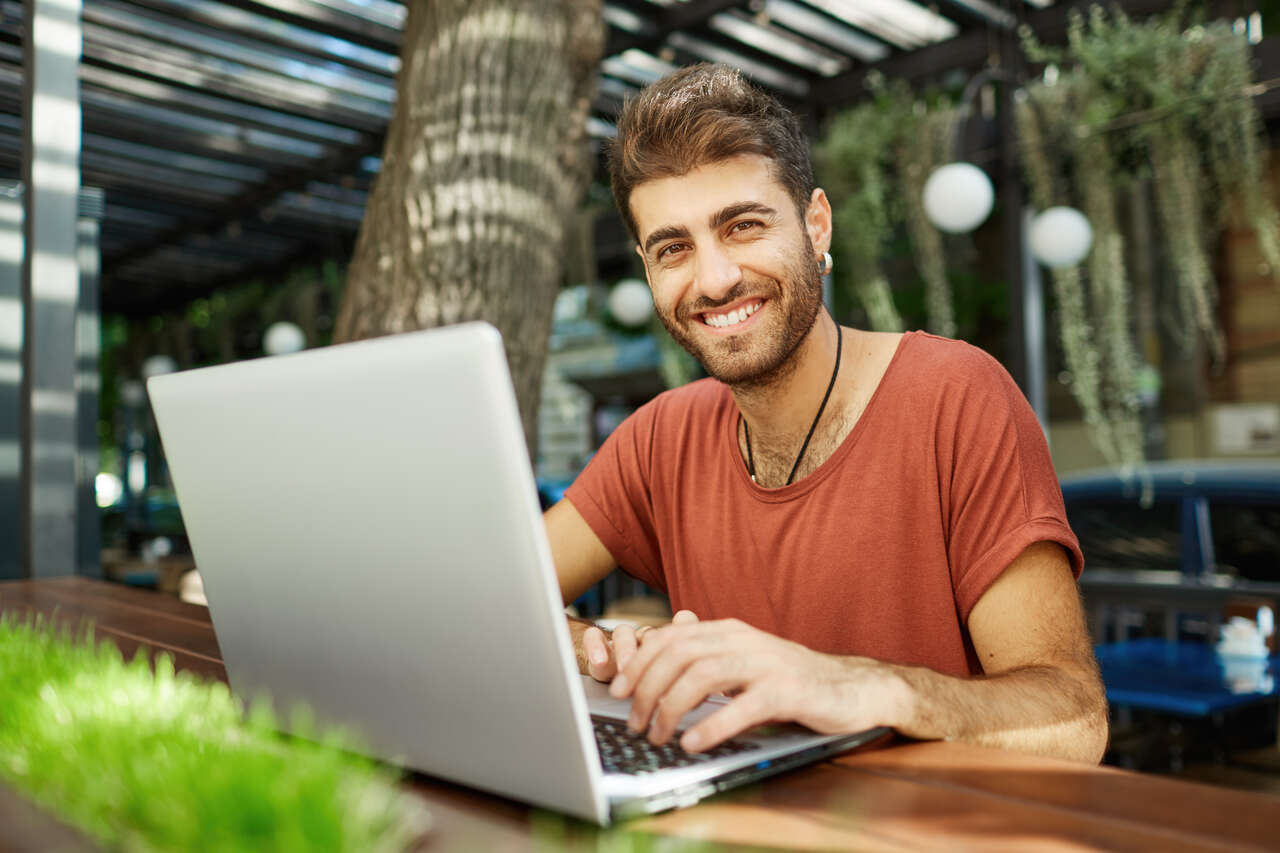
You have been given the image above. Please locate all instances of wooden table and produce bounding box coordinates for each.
[2,578,1277,852]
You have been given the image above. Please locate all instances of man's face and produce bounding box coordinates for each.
[630,155,830,387]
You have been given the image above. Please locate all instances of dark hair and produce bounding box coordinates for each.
[606,63,814,242]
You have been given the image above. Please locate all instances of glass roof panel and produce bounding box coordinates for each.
[587,116,618,139]
[79,59,369,143]
[803,0,958,49]
[106,0,400,74]
[603,4,653,34]
[709,9,850,77]
[944,0,1016,29]
[81,20,393,125]
[87,2,397,103]
[762,0,890,63]
[600,50,678,87]
[81,89,330,161]
[667,32,810,97]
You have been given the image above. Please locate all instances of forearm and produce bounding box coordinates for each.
[875,658,1109,764]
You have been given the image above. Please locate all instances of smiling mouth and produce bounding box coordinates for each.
[699,299,764,329]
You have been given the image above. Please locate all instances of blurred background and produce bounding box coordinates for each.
[1,0,1278,794]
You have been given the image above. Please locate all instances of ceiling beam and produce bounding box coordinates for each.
[605,0,743,58]
[213,0,401,53]
[811,0,1242,108]
[107,230,355,317]
[100,136,380,292]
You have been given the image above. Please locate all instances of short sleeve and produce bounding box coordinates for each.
[937,346,1084,622]
[563,400,667,592]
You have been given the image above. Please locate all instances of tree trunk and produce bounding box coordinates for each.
[335,0,603,457]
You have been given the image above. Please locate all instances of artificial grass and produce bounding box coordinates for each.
[0,612,427,851]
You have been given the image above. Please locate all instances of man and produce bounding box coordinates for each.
[544,63,1108,764]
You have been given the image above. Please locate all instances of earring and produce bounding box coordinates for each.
[820,252,833,275]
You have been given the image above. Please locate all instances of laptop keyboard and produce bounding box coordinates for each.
[592,715,759,775]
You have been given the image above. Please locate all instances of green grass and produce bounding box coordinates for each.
[0,612,426,851]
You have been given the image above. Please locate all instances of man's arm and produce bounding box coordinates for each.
[545,499,616,605]
[610,541,1109,764]
[888,541,1108,762]
[544,499,632,679]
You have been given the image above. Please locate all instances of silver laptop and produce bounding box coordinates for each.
[147,322,888,825]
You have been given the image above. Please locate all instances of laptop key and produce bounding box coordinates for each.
[591,715,759,775]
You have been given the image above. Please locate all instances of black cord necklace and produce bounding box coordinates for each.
[743,320,843,486]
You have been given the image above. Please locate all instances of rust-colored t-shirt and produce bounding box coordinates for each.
[565,332,1083,677]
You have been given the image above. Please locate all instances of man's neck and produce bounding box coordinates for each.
[730,309,846,445]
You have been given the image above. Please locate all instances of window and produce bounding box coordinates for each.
[1211,503,1280,583]
[1066,499,1182,572]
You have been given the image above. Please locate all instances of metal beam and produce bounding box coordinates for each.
[100,137,380,292]
[0,183,21,580]
[215,0,401,52]
[605,0,743,58]
[811,0,1239,109]
[112,231,354,318]
[665,0,746,32]
[20,0,83,578]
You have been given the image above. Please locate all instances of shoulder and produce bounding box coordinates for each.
[897,331,1009,382]
[891,332,1020,406]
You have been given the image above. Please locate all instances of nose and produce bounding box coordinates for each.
[692,242,742,303]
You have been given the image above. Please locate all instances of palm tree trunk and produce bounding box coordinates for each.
[335,0,603,457]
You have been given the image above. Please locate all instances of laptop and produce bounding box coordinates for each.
[146,322,890,825]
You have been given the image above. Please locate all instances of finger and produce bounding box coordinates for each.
[680,688,775,753]
[672,610,699,625]
[612,624,639,673]
[610,619,711,701]
[624,632,717,734]
[583,627,616,682]
[648,656,744,745]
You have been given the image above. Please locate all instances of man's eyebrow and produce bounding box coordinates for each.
[711,202,778,230]
[643,225,691,256]
[641,202,779,255]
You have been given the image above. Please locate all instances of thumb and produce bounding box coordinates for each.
[583,626,617,682]
[672,609,699,625]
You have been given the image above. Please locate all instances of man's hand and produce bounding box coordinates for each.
[582,610,699,683]
[608,618,908,753]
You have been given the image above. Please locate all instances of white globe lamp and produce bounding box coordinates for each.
[141,355,178,380]
[264,321,306,356]
[608,278,654,327]
[121,380,145,407]
[1028,207,1093,268]
[922,163,995,233]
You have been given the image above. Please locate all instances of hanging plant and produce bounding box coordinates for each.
[814,80,960,334]
[896,107,961,338]
[1016,88,1131,470]
[1023,5,1280,363]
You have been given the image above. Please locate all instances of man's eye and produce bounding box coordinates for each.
[731,220,759,234]
[658,243,687,260]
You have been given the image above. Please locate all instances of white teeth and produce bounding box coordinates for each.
[706,302,760,328]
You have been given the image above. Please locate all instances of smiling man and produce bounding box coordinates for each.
[543,64,1108,763]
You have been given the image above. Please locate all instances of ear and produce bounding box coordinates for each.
[805,188,832,257]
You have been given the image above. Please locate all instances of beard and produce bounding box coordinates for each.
[654,240,824,390]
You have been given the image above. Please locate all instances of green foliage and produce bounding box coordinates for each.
[1019,4,1280,474]
[814,81,969,336]
[814,4,1278,474]
[0,613,425,852]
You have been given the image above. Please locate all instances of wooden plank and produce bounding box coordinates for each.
[0,578,227,682]
[835,741,1280,851]
[631,758,1247,852]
